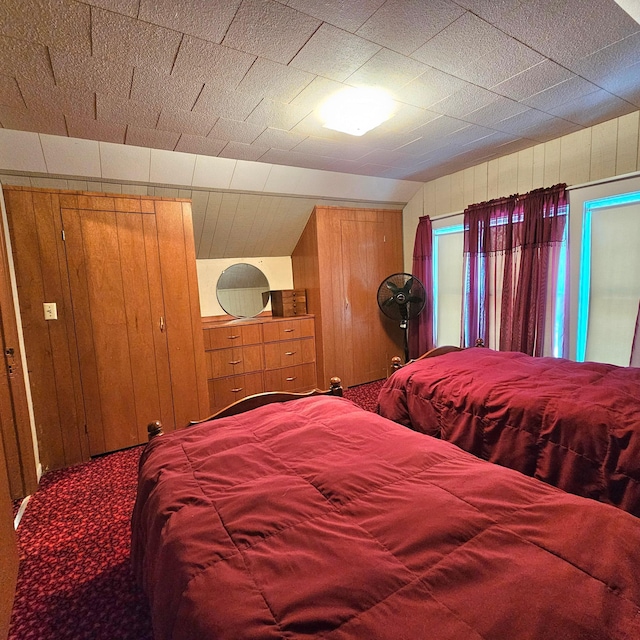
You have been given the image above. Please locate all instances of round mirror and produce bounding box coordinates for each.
[216,263,270,318]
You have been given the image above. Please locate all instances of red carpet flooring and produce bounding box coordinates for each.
[9,380,384,640]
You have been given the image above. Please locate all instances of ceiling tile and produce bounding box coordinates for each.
[92,7,182,74]
[345,48,429,92]
[253,127,307,150]
[19,79,95,119]
[428,84,498,118]
[222,0,321,64]
[171,36,256,88]
[131,68,203,111]
[356,148,417,169]
[523,76,600,112]
[0,129,47,172]
[175,134,227,156]
[491,60,574,101]
[237,58,315,102]
[157,107,216,137]
[139,0,241,43]
[568,32,640,84]
[288,76,346,111]
[149,148,197,185]
[192,155,237,188]
[66,116,126,144]
[595,61,640,107]
[246,99,311,130]
[219,141,269,161]
[462,97,529,127]
[1,0,91,56]
[208,118,265,144]
[356,0,466,55]
[395,66,468,109]
[0,36,53,82]
[50,51,133,101]
[229,158,272,190]
[99,141,151,182]
[82,0,139,17]
[40,134,101,177]
[286,0,384,31]
[488,0,640,65]
[289,23,381,82]
[489,108,555,137]
[96,94,161,128]
[549,90,637,126]
[0,75,25,109]
[126,126,181,150]
[0,106,67,136]
[193,87,262,121]
[291,136,374,162]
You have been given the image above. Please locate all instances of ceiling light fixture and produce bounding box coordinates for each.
[320,87,396,136]
[613,0,640,23]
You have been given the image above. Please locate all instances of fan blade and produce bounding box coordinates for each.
[382,296,396,307]
[400,277,414,295]
[385,281,400,294]
[407,295,423,304]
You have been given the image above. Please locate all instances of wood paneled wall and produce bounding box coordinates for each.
[403,110,640,270]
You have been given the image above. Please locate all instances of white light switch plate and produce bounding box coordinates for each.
[43,302,57,320]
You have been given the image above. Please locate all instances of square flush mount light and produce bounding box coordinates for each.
[320,87,396,136]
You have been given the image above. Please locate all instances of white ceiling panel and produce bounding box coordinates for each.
[0,129,46,172]
[229,159,273,191]
[286,0,384,32]
[40,134,101,177]
[191,155,237,189]
[218,141,269,161]
[127,126,181,151]
[99,141,150,183]
[150,148,197,185]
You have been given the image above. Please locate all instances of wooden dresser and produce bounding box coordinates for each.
[203,314,318,414]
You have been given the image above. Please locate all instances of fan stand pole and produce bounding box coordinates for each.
[401,319,409,363]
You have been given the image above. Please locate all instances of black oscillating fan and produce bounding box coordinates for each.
[376,273,426,363]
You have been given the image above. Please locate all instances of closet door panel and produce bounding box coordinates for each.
[155,201,208,428]
[141,214,175,433]
[116,211,165,443]
[63,209,138,454]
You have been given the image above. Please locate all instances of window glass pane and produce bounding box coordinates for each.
[586,201,640,365]
[435,231,463,345]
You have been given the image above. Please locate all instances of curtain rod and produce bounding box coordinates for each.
[566,169,640,191]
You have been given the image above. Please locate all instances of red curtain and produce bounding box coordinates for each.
[408,216,434,358]
[462,184,567,356]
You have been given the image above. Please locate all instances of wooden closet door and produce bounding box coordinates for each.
[62,208,171,455]
[340,214,403,386]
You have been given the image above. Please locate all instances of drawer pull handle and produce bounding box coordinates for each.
[229,360,242,365]
[231,387,243,393]
[285,351,296,356]
[284,328,295,333]
[228,335,240,340]
[286,377,296,381]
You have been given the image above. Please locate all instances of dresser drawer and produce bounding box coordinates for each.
[208,372,264,413]
[263,363,317,393]
[270,289,307,317]
[262,317,315,342]
[204,322,262,350]
[263,338,315,369]
[208,344,263,378]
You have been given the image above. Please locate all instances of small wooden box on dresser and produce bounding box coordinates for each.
[203,314,318,415]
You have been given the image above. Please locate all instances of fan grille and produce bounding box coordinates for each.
[376,273,426,323]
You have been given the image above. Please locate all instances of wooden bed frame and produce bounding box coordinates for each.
[391,339,484,372]
[147,376,344,440]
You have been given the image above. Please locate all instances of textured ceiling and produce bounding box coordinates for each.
[1,0,639,185]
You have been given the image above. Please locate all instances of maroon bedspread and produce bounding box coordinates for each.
[378,347,640,516]
[131,395,640,640]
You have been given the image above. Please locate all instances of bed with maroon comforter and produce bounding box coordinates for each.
[131,394,640,640]
[378,347,640,517]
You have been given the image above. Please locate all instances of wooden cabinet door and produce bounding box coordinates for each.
[62,208,171,455]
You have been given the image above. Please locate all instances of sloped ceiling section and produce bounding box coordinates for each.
[0,0,639,184]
